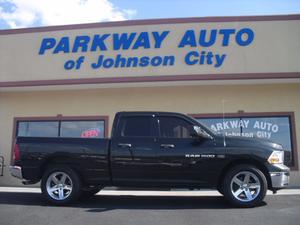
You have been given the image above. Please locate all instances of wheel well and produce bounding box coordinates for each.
[40,157,85,184]
[217,159,272,190]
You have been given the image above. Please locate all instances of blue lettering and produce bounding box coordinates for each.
[139,56,150,67]
[53,37,70,54]
[163,55,175,66]
[39,38,56,54]
[113,33,136,50]
[185,51,199,65]
[114,54,126,67]
[72,36,90,52]
[236,28,254,46]
[103,58,114,68]
[75,56,85,69]
[133,32,150,49]
[126,57,138,67]
[178,30,197,48]
[151,56,162,66]
[219,29,235,46]
[200,51,206,64]
[206,52,213,64]
[199,29,217,47]
[64,60,75,70]
[152,31,169,48]
[91,34,109,51]
[215,54,226,68]
[91,55,103,69]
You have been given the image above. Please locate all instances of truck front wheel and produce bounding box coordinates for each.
[41,166,82,205]
[222,164,267,207]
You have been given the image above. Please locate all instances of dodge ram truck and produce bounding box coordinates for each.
[10,111,290,207]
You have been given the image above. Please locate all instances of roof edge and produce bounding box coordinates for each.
[1,72,300,88]
[1,14,300,35]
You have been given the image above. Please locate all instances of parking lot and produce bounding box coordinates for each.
[0,188,299,225]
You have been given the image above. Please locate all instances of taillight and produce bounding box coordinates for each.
[13,143,20,162]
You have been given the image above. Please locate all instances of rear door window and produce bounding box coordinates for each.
[118,116,154,137]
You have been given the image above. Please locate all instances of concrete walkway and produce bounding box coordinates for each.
[1,186,300,196]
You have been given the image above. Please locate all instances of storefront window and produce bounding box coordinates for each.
[60,121,104,138]
[194,113,296,167]
[17,118,106,138]
[17,121,59,137]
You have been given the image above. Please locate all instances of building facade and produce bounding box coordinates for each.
[0,15,300,186]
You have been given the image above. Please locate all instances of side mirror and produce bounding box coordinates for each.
[190,125,212,139]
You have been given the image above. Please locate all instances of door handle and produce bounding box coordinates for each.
[118,143,132,148]
[160,144,175,149]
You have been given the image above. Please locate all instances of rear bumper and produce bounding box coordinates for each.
[9,166,23,180]
[269,164,290,188]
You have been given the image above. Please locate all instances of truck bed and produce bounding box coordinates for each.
[16,136,111,185]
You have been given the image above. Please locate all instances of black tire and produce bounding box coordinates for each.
[81,186,102,197]
[222,164,267,208]
[41,166,82,205]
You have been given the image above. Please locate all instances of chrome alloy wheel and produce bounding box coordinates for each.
[46,172,73,201]
[230,171,261,202]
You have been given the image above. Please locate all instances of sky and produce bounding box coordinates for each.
[0,0,299,29]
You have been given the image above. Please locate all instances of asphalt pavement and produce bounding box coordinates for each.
[0,187,299,225]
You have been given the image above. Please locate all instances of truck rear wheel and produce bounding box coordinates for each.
[222,164,267,208]
[41,166,82,205]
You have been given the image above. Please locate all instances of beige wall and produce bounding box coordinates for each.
[0,83,299,186]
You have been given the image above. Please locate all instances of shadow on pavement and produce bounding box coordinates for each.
[0,192,267,212]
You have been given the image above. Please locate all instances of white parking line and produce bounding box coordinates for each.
[1,187,300,196]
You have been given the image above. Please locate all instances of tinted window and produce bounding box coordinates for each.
[159,116,192,138]
[119,116,153,137]
[60,121,104,138]
[17,121,59,137]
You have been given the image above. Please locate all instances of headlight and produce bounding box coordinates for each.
[268,151,284,164]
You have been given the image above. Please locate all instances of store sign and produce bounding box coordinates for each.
[38,28,254,70]
[1,16,300,84]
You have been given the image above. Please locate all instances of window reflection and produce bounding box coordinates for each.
[197,116,293,167]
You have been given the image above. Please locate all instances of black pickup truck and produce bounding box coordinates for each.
[10,111,290,207]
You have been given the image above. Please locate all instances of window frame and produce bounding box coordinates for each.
[11,115,109,164]
[190,111,298,171]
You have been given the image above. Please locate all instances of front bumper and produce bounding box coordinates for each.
[269,164,290,188]
[9,166,23,180]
